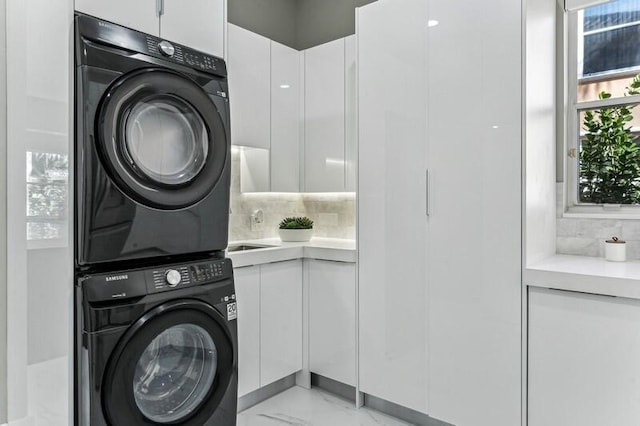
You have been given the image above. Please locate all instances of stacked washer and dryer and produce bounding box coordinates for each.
[73,13,237,426]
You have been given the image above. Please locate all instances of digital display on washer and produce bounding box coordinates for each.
[190,262,224,283]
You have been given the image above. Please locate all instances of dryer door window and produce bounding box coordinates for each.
[98,68,228,210]
[124,97,209,186]
[103,302,235,425]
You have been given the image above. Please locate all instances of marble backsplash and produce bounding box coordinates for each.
[556,183,640,259]
[228,149,356,241]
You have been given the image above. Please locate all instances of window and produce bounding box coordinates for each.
[26,152,69,248]
[568,0,640,213]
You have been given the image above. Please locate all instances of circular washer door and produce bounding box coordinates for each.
[97,68,228,209]
[103,301,235,425]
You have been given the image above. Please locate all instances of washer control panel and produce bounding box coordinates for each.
[151,266,191,291]
[81,258,233,303]
[147,259,229,293]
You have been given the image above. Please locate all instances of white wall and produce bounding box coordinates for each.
[525,0,558,265]
[0,0,8,421]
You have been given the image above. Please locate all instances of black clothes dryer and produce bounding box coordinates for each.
[75,257,238,426]
[75,13,232,267]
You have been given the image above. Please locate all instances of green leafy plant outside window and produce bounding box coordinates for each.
[580,74,640,204]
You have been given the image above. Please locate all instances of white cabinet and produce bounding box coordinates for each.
[228,25,302,192]
[234,260,303,396]
[529,288,640,426]
[308,260,356,386]
[271,41,301,192]
[358,0,521,423]
[228,24,271,150]
[425,1,521,425]
[75,0,159,34]
[357,0,429,414]
[75,0,225,58]
[303,39,346,192]
[260,260,303,386]
[160,0,225,58]
[344,36,357,192]
[234,266,261,397]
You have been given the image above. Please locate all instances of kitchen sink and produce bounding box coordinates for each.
[227,244,275,253]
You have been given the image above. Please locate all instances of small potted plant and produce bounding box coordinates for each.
[278,217,314,242]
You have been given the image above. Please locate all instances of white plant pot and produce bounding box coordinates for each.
[279,229,313,242]
[605,241,626,262]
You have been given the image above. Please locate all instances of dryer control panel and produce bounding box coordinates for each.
[76,13,227,77]
[81,258,233,303]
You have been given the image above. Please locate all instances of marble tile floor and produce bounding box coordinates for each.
[237,386,412,426]
[4,359,409,426]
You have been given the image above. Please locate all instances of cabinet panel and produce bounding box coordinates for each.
[234,266,261,397]
[529,288,640,426]
[308,260,356,386]
[271,41,301,192]
[228,24,270,149]
[357,0,429,414]
[260,260,303,386]
[426,0,521,424]
[304,39,345,192]
[74,0,159,35]
[344,35,357,192]
[160,0,225,58]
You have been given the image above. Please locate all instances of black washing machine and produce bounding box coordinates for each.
[75,257,238,426]
[75,13,232,267]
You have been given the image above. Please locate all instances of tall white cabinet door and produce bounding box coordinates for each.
[234,266,261,397]
[304,39,345,192]
[74,0,159,35]
[308,260,356,386]
[260,260,303,386]
[344,35,357,192]
[227,24,271,149]
[270,41,301,192]
[160,0,225,58]
[357,0,429,414]
[529,288,640,426]
[426,0,522,425]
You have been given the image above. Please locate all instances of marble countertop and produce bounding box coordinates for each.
[227,237,356,268]
[525,254,640,300]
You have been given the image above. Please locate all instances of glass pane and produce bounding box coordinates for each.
[578,103,640,204]
[578,0,640,102]
[25,152,69,241]
[125,97,209,185]
[133,324,217,423]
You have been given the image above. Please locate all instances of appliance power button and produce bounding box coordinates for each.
[165,269,181,287]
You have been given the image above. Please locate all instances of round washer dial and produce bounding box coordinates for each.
[165,269,182,287]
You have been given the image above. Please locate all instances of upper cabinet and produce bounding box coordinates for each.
[228,24,302,192]
[75,0,159,34]
[303,36,356,193]
[228,24,354,193]
[228,24,271,150]
[271,41,302,193]
[75,0,225,58]
[160,0,226,58]
[303,39,346,192]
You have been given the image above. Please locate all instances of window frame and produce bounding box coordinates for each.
[565,7,640,217]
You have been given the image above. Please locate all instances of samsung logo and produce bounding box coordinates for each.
[106,274,129,282]
[98,21,115,29]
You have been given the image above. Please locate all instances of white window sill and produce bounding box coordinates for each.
[526,254,640,300]
[563,211,640,220]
